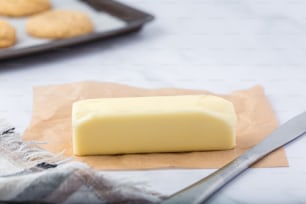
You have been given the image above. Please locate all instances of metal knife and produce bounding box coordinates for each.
[161,111,306,204]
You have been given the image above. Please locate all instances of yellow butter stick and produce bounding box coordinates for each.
[72,95,237,155]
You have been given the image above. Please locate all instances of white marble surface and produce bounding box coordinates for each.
[1,0,306,203]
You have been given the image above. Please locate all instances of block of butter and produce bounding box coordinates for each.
[72,95,237,156]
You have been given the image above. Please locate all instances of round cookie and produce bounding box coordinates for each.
[0,20,16,48]
[0,0,51,17]
[26,10,94,39]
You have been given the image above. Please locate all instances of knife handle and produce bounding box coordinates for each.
[162,112,306,204]
[161,151,259,204]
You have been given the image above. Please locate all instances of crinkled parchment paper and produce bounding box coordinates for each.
[23,82,287,170]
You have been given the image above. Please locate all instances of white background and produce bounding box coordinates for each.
[1,0,306,203]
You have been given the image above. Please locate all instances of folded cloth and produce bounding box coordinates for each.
[0,120,163,203]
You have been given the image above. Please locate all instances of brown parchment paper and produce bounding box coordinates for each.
[23,81,288,170]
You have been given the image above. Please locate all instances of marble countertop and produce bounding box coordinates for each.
[1,0,306,203]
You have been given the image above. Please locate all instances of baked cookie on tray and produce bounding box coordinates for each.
[0,20,16,48]
[26,10,94,39]
[0,0,51,17]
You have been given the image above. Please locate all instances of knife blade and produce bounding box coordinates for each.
[161,111,306,204]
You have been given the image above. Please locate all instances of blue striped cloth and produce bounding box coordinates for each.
[0,120,163,203]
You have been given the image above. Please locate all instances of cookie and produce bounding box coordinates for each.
[26,10,94,39]
[0,20,16,48]
[0,0,51,17]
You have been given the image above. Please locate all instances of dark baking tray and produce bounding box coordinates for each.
[0,0,154,61]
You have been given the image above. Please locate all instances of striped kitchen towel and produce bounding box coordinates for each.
[0,120,163,203]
